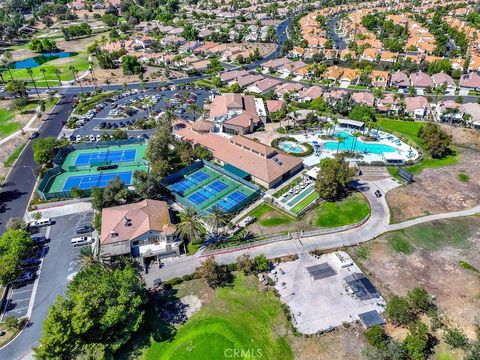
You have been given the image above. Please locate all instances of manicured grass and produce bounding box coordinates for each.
[248,203,295,227]
[378,118,459,175]
[314,192,370,228]
[273,177,302,198]
[458,260,479,273]
[291,191,320,214]
[4,143,26,167]
[0,108,21,137]
[141,274,293,360]
[385,219,472,252]
[377,118,423,146]
[2,53,90,85]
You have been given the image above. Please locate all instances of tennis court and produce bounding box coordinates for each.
[39,142,149,198]
[166,163,260,215]
[63,171,133,191]
[74,149,137,166]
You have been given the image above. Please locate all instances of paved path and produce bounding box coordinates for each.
[145,178,480,286]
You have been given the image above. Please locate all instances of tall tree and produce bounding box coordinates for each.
[315,156,356,201]
[34,263,147,359]
[205,206,229,237]
[26,68,40,99]
[176,208,204,248]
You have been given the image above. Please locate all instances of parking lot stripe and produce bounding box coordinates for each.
[12,289,33,295]
[26,226,50,319]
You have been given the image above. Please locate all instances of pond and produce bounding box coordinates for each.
[12,52,75,69]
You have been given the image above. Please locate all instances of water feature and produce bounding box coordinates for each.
[278,140,306,154]
[12,52,75,69]
[324,131,397,154]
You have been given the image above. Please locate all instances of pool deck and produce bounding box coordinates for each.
[289,127,419,167]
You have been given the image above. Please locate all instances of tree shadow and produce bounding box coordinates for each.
[0,189,28,213]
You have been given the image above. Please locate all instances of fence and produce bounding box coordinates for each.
[37,139,148,200]
[202,213,370,255]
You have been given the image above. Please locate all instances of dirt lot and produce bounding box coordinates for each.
[83,66,187,86]
[349,217,480,339]
[387,125,480,223]
[289,324,366,360]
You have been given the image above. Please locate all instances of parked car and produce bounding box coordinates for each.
[375,190,382,198]
[29,218,54,228]
[71,236,93,247]
[13,271,35,284]
[20,257,41,267]
[31,235,48,245]
[30,131,40,139]
[75,225,93,234]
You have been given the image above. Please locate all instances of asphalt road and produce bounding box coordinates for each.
[0,96,75,233]
[0,212,92,360]
[328,14,347,51]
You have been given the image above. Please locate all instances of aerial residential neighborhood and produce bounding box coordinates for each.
[0,0,479,359]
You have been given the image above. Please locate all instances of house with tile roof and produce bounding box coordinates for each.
[100,199,182,262]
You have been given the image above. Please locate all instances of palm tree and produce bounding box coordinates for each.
[331,118,339,136]
[0,51,14,81]
[54,68,62,86]
[324,122,332,136]
[187,102,199,121]
[39,68,50,90]
[336,135,344,153]
[69,65,83,93]
[176,208,204,249]
[26,68,40,99]
[78,246,98,268]
[351,131,361,153]
[205,206,228,237]
[88,61,96,88]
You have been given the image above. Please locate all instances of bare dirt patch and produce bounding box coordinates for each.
[387,126,480,223]
[0,133,30,178]
[349,217,480,339]
[82,66,187,86]
[288,323,366,360]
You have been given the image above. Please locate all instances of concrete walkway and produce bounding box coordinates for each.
[25,201,93,221]
[144,177,480,287]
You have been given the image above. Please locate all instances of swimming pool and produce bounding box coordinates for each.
[324,131,396,154]
[278,140,306,154]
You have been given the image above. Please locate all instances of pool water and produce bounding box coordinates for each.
[278,140,306,154]
[324,131,396,154]
[12,52,74,69]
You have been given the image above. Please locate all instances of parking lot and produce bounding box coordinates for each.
[1,212,94,322]
[67,87,211,141]
[272,251,386,334]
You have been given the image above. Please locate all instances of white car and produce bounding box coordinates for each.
[89,135,95,141]
[96,134,101,141]
[71,236,93,246]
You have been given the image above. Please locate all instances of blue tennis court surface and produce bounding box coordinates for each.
[63,171,133,191]
[205,180,228,194]
[75,149,137,166]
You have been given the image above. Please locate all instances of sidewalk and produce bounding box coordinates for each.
[26,201,93,221]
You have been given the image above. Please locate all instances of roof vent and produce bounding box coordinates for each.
[110,231,118,237]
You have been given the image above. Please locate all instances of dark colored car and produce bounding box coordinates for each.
[76,225,93,234]
[30,131,40,139]
[375,190,382,198]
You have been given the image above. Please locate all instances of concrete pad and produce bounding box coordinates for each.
[272,251,385,334]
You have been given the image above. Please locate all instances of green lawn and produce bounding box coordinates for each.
[248,203,295,227]
[141,274,293,360]
[386,218,472,253]
[314,192,370,228]
[291,191,320,214]
[0,108,21,137]
[2,53,90,86]
[4,143,26,167]
[378,118,459,175]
